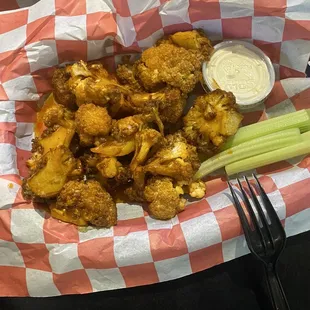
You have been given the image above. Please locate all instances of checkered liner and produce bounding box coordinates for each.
[0,0,310,297]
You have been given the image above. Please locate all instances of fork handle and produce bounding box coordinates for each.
[265,265,291,310]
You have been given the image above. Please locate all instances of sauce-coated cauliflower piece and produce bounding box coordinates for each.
[75,103,112,146]
[144,176,186,220]
[54,180,117,227]
[135,30,213,93]
[145,132,200,183]
[188,180,206,199]
[52,68,77,110]
[183,89,243,156]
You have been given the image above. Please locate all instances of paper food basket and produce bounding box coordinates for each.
[0,0,309,297]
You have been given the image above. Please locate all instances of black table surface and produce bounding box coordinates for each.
[1,230,309,310]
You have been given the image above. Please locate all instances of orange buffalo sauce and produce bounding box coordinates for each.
[34,93,58,137]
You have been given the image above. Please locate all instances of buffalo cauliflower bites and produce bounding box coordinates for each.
[133,30,213,94]
[52,61,128,109]
[75,103,112,146]
[116,63,144,92]
[23,30,246,227]
[54,180,117,227]
[130,129,162,171]
[169,30,213,59]
[23,146,80,199]
[96,157,123,178]
[136,44,202,93]
[144,177,186,220]
[145,132,201,182]
[41,102,75,129]
[188,180,207,199]
[128,87,186,124]
[52,68,76,110]
[111,115,146,139]
[37,126,75,155]
[67,61,127,107]
[91,138,136,157]
[183,89,243,155]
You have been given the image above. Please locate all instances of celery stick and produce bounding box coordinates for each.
[221,109,310,150]
[225,131,310,176]
[195,128,301,179]
[301,130,310,141]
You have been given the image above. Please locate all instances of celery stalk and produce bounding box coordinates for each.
[194,128,302,179]
[221,109,310,150]
[225,131,310,176]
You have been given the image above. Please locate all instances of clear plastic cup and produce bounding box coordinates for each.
[202,40,275,111]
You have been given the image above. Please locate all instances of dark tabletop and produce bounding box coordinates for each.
[1,230,309,310]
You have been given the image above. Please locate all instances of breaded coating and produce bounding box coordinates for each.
[112,111,164,136]
[24,32,221,227]
[144,176,186,220]
[52,68,77,110]
[42,102,75,129]
[136,44,200,93]
[25,151,43,175]
[130,129,162,171]
[169,30,213,59]
[121,129,163,201]
[75,103,112,146]
[97,157,122,178]
[128,87,186,124]
[145,132,200,183]
[111,115,145,140]
[116,64,144,92]
[135,31,213,94]
[92,114,163,159]
[183,89,243,155]
[54,180,117,227]
[66,61,128,106]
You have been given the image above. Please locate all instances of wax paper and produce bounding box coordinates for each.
[0,0,310,297]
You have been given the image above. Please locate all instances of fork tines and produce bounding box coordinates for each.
[228,174,286,261]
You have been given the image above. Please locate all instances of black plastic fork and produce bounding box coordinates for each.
[228,174,290,310]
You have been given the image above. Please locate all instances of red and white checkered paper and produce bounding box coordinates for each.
[0,0,310,297]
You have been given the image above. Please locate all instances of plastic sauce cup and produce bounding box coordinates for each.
[202,40,275,110]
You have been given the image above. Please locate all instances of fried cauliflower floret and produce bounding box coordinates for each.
[75,103,112,146]
[183,89,243,155]
[35,126,76,155]
[145,132,200,183]
[123,129,163,201]
[136,44,202,93]
[66,61,128,106]
[42,102,75,129]
[131,129,162,171]
[144,176,186,220]
[111,115,146,140]
[91,114,163,158]
[97,157,122,178]
[116,63,144,92]
[91,138,136,157]
[54,180,117,227]
[52,68,77,110]
[188,180,206,199]
[128,87,186,124]
[23,146,80,199]
[169,30,213,59]
[135,31,213,94]
[25,151,43,175]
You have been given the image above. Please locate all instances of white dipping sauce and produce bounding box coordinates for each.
[204,43,273,107]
